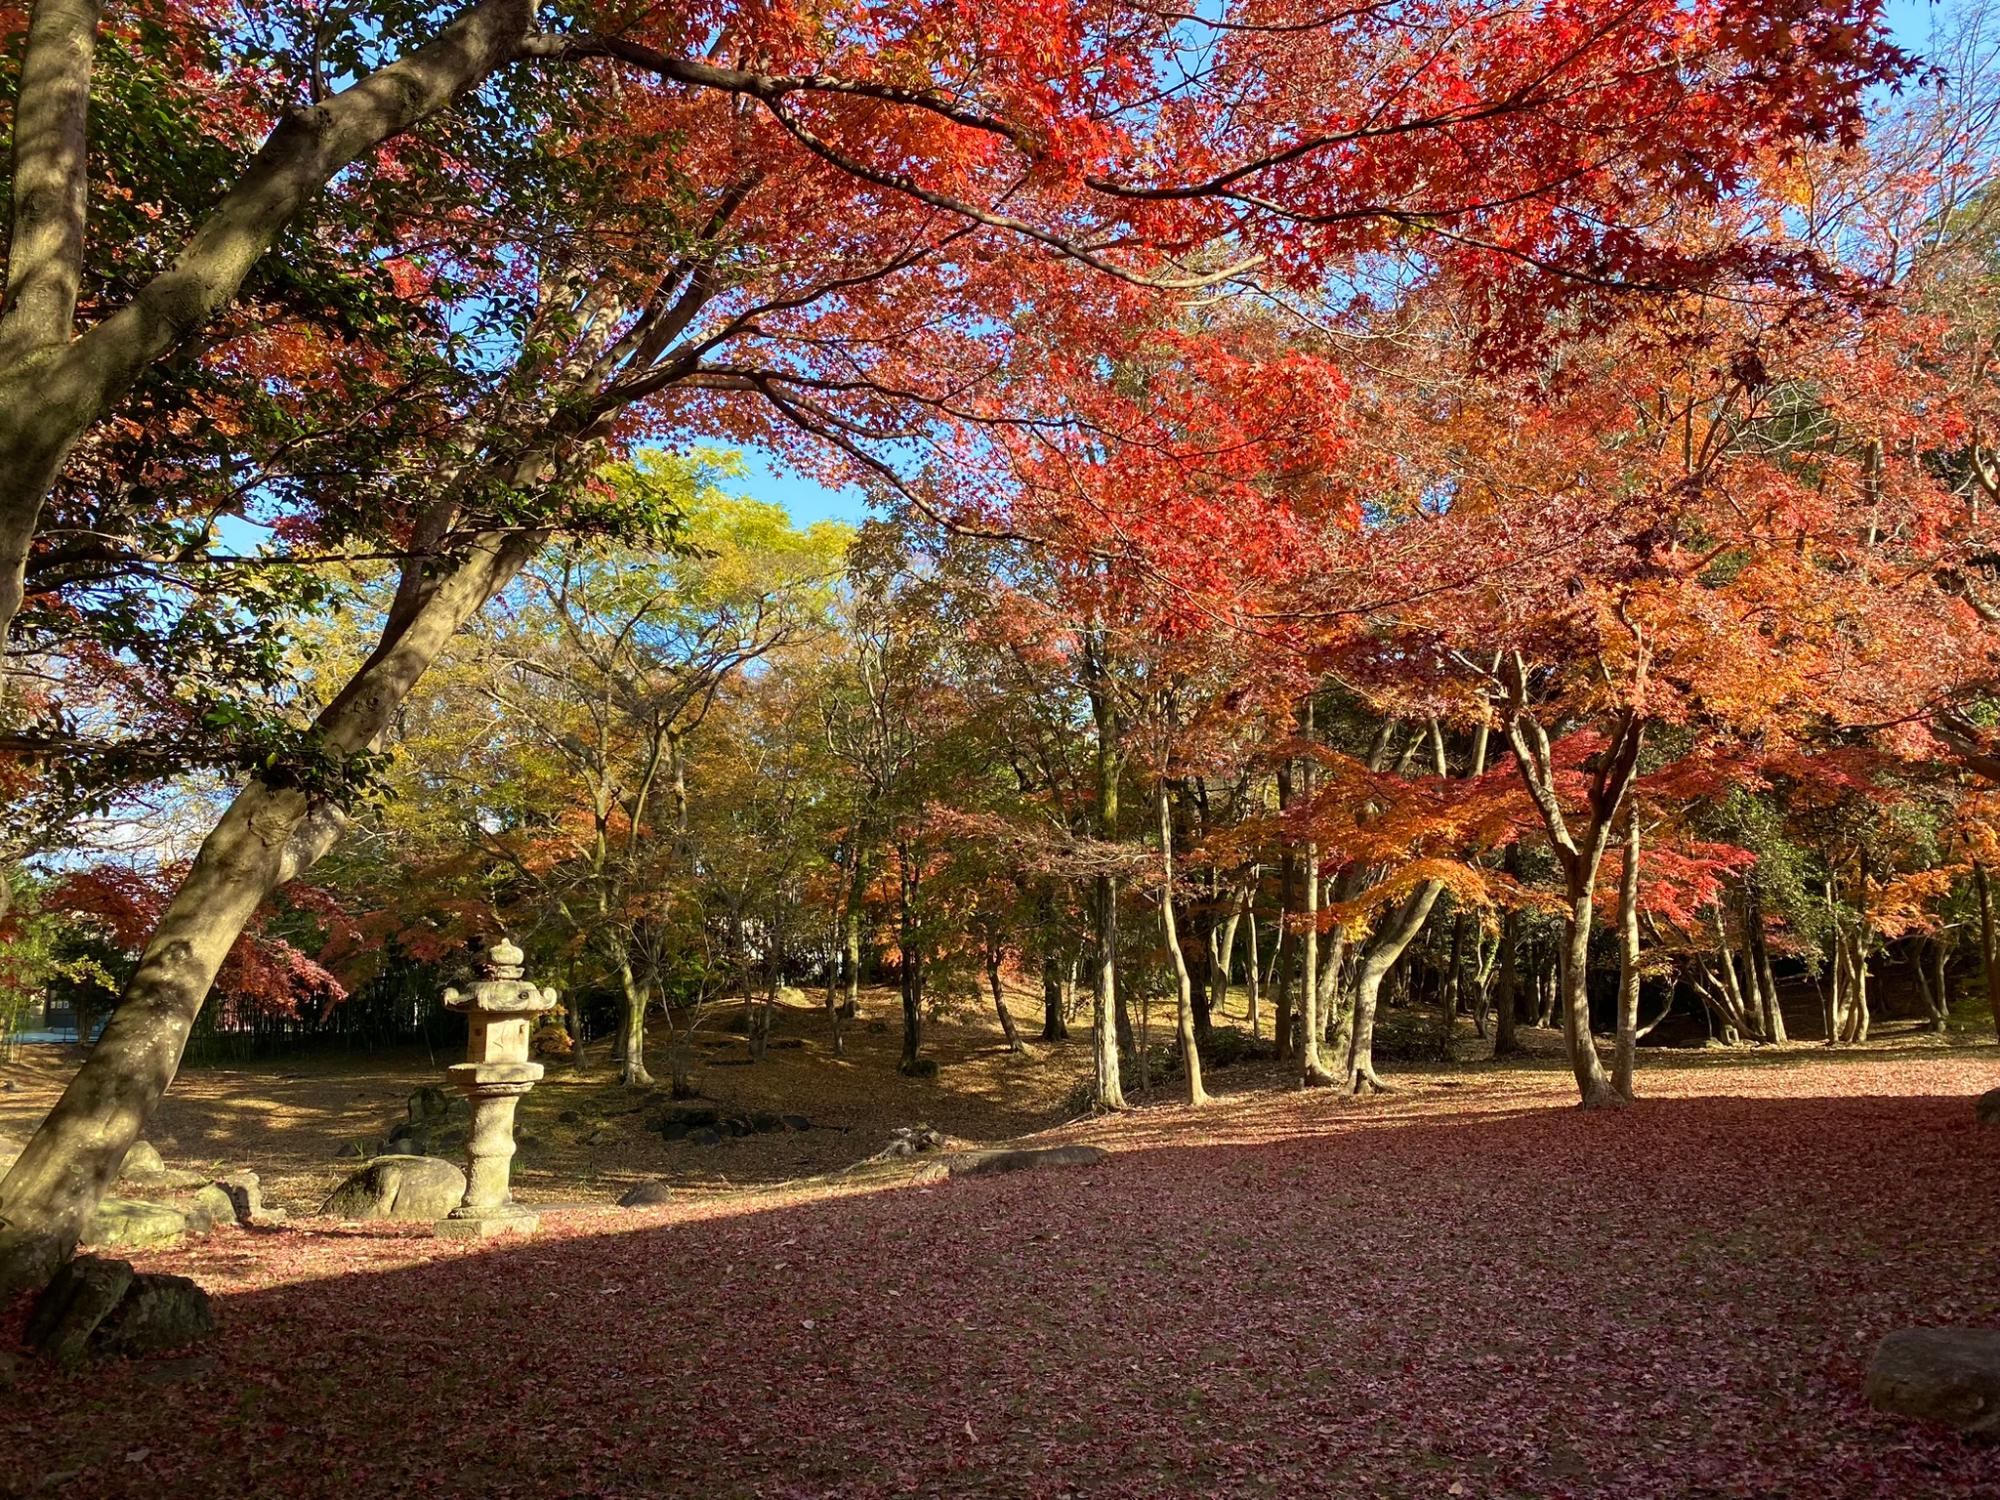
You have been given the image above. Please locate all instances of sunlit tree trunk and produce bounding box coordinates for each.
[1085,630,1126,1110]
[1343,881,1443,1094]
[1156,780,1209,1106]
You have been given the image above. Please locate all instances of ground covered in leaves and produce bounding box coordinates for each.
[4,1047,1998,1498]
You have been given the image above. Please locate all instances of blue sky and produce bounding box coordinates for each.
[727,0,1966,534]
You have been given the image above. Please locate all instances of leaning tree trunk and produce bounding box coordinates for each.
[0,1,542,675]
[988,949,1024,1054]
[0,525,538,1293]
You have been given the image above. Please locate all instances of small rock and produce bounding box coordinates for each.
[320,1155,466,1222]
[659,1122,689,1142]
[215,1172,263,1226]
[585,1128,609,1146]
[558,1109,582,1124]
[1866,1326,2000,1436]
[750,1111,785,1134]
[188,1184,237,1234]
[91,1273,215,1359]
[407,1085,453,1124]
[688,1127,723,1147]
[781,1114,811,1132]
[617,1181,676,1208]
[82,1198,187,1250]
[1975,1088,2000,1128]
[118,1140,166,1181]
[26,1255,134,1368]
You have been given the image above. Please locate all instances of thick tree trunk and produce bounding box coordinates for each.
[1343,880,1443,1094]
[0,527,536,1292]
[616,954,653,1086]
[1558,896,1620,1108]
[1612,813,1641,1101]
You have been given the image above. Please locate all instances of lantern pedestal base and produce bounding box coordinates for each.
[434,1205,540,1240]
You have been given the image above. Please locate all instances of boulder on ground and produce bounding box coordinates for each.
[319,1155,466,1222]
[948,1145,1109,1179]
[1865,1326,2000,1437]
[26,1255,134,1368]
[188,1184,236,1234]
[617,1181,675,1208]
[1975,1088,2000,1128]
[82,1198,187,1250]
[119,1140,166,1179]
[91,1272,214,1359]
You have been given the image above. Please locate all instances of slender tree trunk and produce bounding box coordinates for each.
[1747,886,1786,1043]
[1040,946,1069,1042]
[1612,812,1641,1101]
[1086,635,1126,1109]
[989,950,1024,1054]
[1246,896,1263,1039]
[0,525,537,1291]
[1977,863,2000,1041]
[1156,781,1209,1106]
[898,848,922,1072]
[1493,909,1520,1058]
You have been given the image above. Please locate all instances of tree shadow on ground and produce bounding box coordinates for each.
[5,1077,1997,1500]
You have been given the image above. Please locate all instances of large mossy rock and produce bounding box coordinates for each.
[82,1197,188,1250]
[1865,1327,2000,1437]
[320,1155,466,1222]
[91,1272,215,1358]
[25,1255,214,1367]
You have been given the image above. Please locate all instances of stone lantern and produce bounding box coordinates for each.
[435,936,559,1239]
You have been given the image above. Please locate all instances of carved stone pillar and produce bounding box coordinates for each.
[435,937,558,1240]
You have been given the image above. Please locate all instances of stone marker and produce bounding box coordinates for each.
[1865,1326,2000,1437]
[434,936,559,1240]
